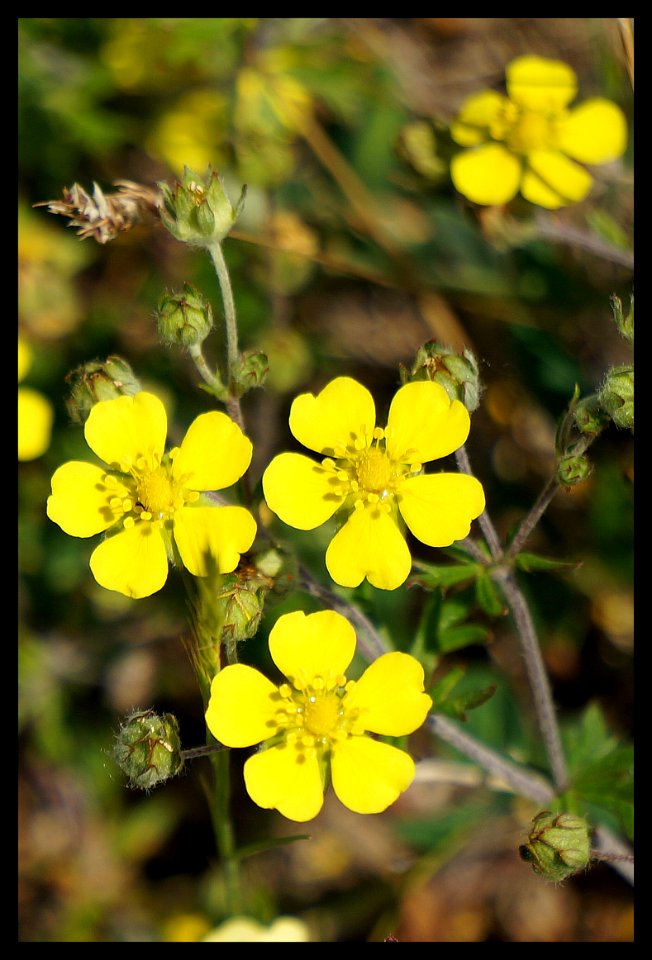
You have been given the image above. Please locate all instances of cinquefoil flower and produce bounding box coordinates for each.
[47,391,256,598]
[262,377,485,590]
[205,609,432,822]
[450,54,627,208]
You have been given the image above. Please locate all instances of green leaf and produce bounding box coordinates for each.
[410,561,481,590]
[514,551,580,573]
[475,572,506,617]
[438,623,490,653]
[562,703,634,840]
[441,684,497,722]
[429,664,466,703]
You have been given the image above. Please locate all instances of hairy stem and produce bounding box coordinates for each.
[503,475,559,562]
[492,567,569,792]
[207,240,246,433]
[426,713,554,805]
[455,446,503,561]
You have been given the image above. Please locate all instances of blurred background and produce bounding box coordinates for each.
[18,18,633,942]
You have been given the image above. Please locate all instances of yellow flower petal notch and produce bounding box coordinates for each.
[262,377,485,590]
[47,391,256,599]
[450,54,627,208]
[205,609,433,822]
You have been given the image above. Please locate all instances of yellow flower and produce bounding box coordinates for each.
[201,915,311,942]
[18,337,53,462]
[206,610,432,822]
[450,54,627,208]
[47,392,256,599]
[262,377,485,591]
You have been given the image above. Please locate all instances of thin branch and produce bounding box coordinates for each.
[426,714,554,805]
[492,568,569,792]
[455,445,503,561]
[503,475,559,562]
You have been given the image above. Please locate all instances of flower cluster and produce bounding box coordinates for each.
[263,376,485,590]
[47,391,256,598]
[205,609,432,822]
[450,55,627,208]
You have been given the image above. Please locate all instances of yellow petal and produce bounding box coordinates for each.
[289,377,376,454]
[18,386,53,461]
[262,452,344,530]
[244,742,325,822]
[506,55,577,111]
[172,411,253,491]
[173,505,257,577]
[331,736,415,814]
[557,98,627,164]
[206,664,280,748]
[399,473,485,547]
[268,610,356,686]
[90,523,169,598]
[386,381,470,464]
[450,90,509,145]
[326,505,411,591]
[345,652,432,736]
[47,461,131,537]
[451,143,522,205]
[84,392,167,469]
[521,149,593,208]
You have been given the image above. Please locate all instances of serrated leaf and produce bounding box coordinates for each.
[475,572,506,617]
[438,623,490,653]
[514,551,580,573]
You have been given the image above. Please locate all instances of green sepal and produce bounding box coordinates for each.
[513,552,581,574]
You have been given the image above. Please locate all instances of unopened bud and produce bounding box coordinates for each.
[217,569,268,653]
[252,543,298,599]
[572,394,609,436]
[599,365,634,431]
[157,284,213,348]
[113,709,184,791]
[231,350,269,397]
[519,811,591,883]
[65,356,142,424]
[557,453,592,487]
[400,341,483,412]
[158,166,246,246]
[610,293,634,344]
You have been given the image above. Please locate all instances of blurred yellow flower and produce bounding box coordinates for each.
[202,915,311,942]
[450,54,627,208]
[205,609,432,822]
[47,391,256,598]
[18,338,53,462]
[262,377,485,590]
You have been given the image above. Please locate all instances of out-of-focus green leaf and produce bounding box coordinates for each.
[410,561,481,590]
[475,572,506,617]
[513,552,580,573]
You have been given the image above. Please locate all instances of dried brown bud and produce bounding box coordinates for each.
[34,180,163,244]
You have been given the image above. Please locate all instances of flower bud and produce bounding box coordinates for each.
[572,394,610,436]
[158,166,246,246]
[400,341,483,412]
[113,709,184,791]
[598,364,634,431]
[519,811,591,883]
[230,350,269,397]
[610,293,633,344]
[157,284,214,348]
[65,356,142,424]
[557,453,592,487]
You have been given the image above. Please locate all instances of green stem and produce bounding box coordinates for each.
[206,745,243,914]
[455,446,503,561]
[503,475,559,562]
[207,240,246,433]
[187,341,225,395]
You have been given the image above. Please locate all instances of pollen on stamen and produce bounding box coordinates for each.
[140,511,152,521]
[354,498,364,511]
[322,457,335,469]
[350,480,359,492]
[345,680,357,693]
[312,676,324,692]
[354,436,366,451]
[279,683,293,699]
[123,517,135,529]
[409,462,422,474]
[373,427,384,440]
[186,491,200,503]
[367,493,379,504]
[336,470,349,481]
[122,498,132,511]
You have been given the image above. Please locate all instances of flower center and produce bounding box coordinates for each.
[136,466,179,518]
[303,691,342,738]
[356,448,393,493]
[489,101,557,154]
